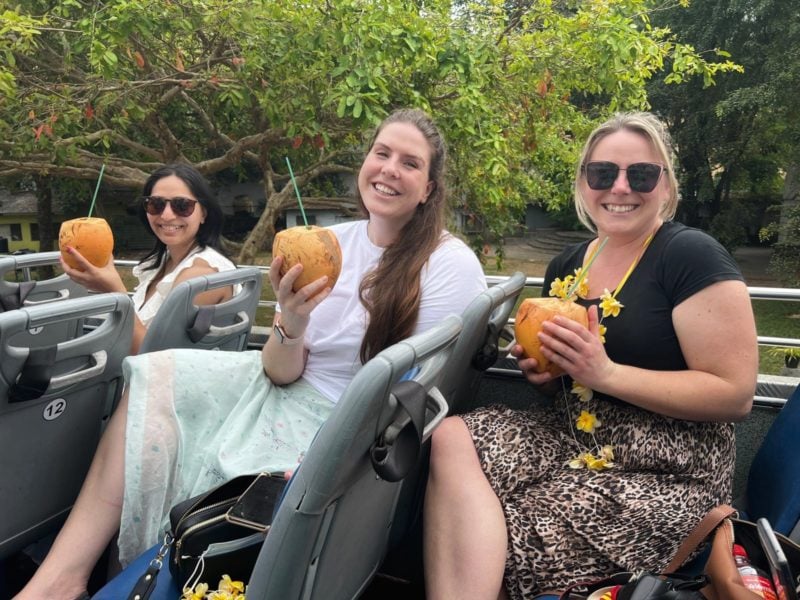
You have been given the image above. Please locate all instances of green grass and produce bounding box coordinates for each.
[753,299,800,374]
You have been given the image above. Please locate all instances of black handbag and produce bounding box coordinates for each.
[126,472,286,600]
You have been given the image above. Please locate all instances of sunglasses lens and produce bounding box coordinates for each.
[171,198,196,217]
[627,163,662,193]
[585,162,619,190]
[143,197,196,217]
[584,162,663,192]
[144,197,166,215]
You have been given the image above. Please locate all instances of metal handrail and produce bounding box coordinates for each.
[14,258,800,351]
[115,259,800,343]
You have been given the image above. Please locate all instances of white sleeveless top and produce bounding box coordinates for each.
[131,246,237,326]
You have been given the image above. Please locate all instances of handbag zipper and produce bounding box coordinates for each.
[174,497,237,536]
[172,499,238,565]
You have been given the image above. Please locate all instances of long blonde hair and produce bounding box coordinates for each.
[574,111,679,232]
[357,108,447,362]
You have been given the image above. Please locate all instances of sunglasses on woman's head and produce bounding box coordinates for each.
[142,196,199,217]
[582,161,666,193]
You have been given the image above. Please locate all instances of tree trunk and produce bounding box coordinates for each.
[778,161,800,243]
[34,175,55,252]
[34,176,56,278]
[768,161,800,286]
[237,193,285,264]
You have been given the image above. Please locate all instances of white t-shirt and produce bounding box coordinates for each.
[131,246,237,326]
[281,220,487,403]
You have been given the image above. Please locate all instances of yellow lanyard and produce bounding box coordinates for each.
[584,230,656,300]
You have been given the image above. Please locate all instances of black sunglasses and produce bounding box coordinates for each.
[582,161,666,193]
[142,196,199,217]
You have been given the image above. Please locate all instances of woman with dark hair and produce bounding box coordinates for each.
[17,108,487,600]
[61,163,236,354]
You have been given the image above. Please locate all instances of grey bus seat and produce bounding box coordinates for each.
[0,252,89,348]
[138,267,263,354]
[0,293,134,559]
[245,315,463,600]
[441,271,526,415]
[377,272,526,589]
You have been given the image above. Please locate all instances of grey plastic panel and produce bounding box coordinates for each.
[0,252,89,348]
[139,267,263,354]
[441,271,526,414]
[0,293,134,558]
[246,315,462,600]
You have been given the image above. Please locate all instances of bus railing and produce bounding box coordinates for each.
[9,258,800,397]
[106,261,800,353]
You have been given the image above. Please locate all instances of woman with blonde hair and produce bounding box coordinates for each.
[424,111,758,599]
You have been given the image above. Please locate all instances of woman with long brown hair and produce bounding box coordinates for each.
[16,108,486,600]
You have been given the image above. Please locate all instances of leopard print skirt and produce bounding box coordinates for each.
[461,394,735,599]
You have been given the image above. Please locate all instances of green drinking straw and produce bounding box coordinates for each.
[565,236,608,298]
[88,163,106,218]
[284,157,309,228]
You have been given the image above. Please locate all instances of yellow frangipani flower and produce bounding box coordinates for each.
[599,445,615,462]
[571,381,593,402]
[182,583,209,600]
[576,278,590,299]
[218,575,245,595]
[585,454,614,471]
[576,410,600,434]
[571,268,590,299]
[549,278,568,299]
[568,452,594,469]
[568,450,614,470]
[599,289,624,318]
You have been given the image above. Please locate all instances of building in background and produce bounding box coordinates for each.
[0,190,46,253]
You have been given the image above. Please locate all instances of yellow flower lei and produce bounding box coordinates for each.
[549,271,615,471]
[549,231,656,471]
[182,575,246,600]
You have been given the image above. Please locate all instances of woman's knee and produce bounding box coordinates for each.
[430,416,479,474]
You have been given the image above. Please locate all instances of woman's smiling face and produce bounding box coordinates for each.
[146,175,206,252]
[357,121,434,232]
[580,129,668,239]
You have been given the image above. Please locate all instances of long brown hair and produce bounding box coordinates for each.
[358,108,448,362]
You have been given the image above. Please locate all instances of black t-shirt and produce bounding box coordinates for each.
[542,221,744,375]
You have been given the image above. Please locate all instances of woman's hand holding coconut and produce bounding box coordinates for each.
[512,304,615,390]
[269,257,332,335]
[60,247,128,295]
[59,214,124,294]
[264,256,334,385]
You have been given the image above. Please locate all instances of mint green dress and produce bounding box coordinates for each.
[115,221,487,565]
[117,349,333,565]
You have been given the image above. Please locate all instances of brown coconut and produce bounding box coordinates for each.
[272,225,342,295]
[514,297,589,376]
[59,217,114,270]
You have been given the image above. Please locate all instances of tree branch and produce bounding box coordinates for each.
[0,160,148,187]
[53,130,163,160]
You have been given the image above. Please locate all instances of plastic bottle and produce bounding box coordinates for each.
[733,543,778,600]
